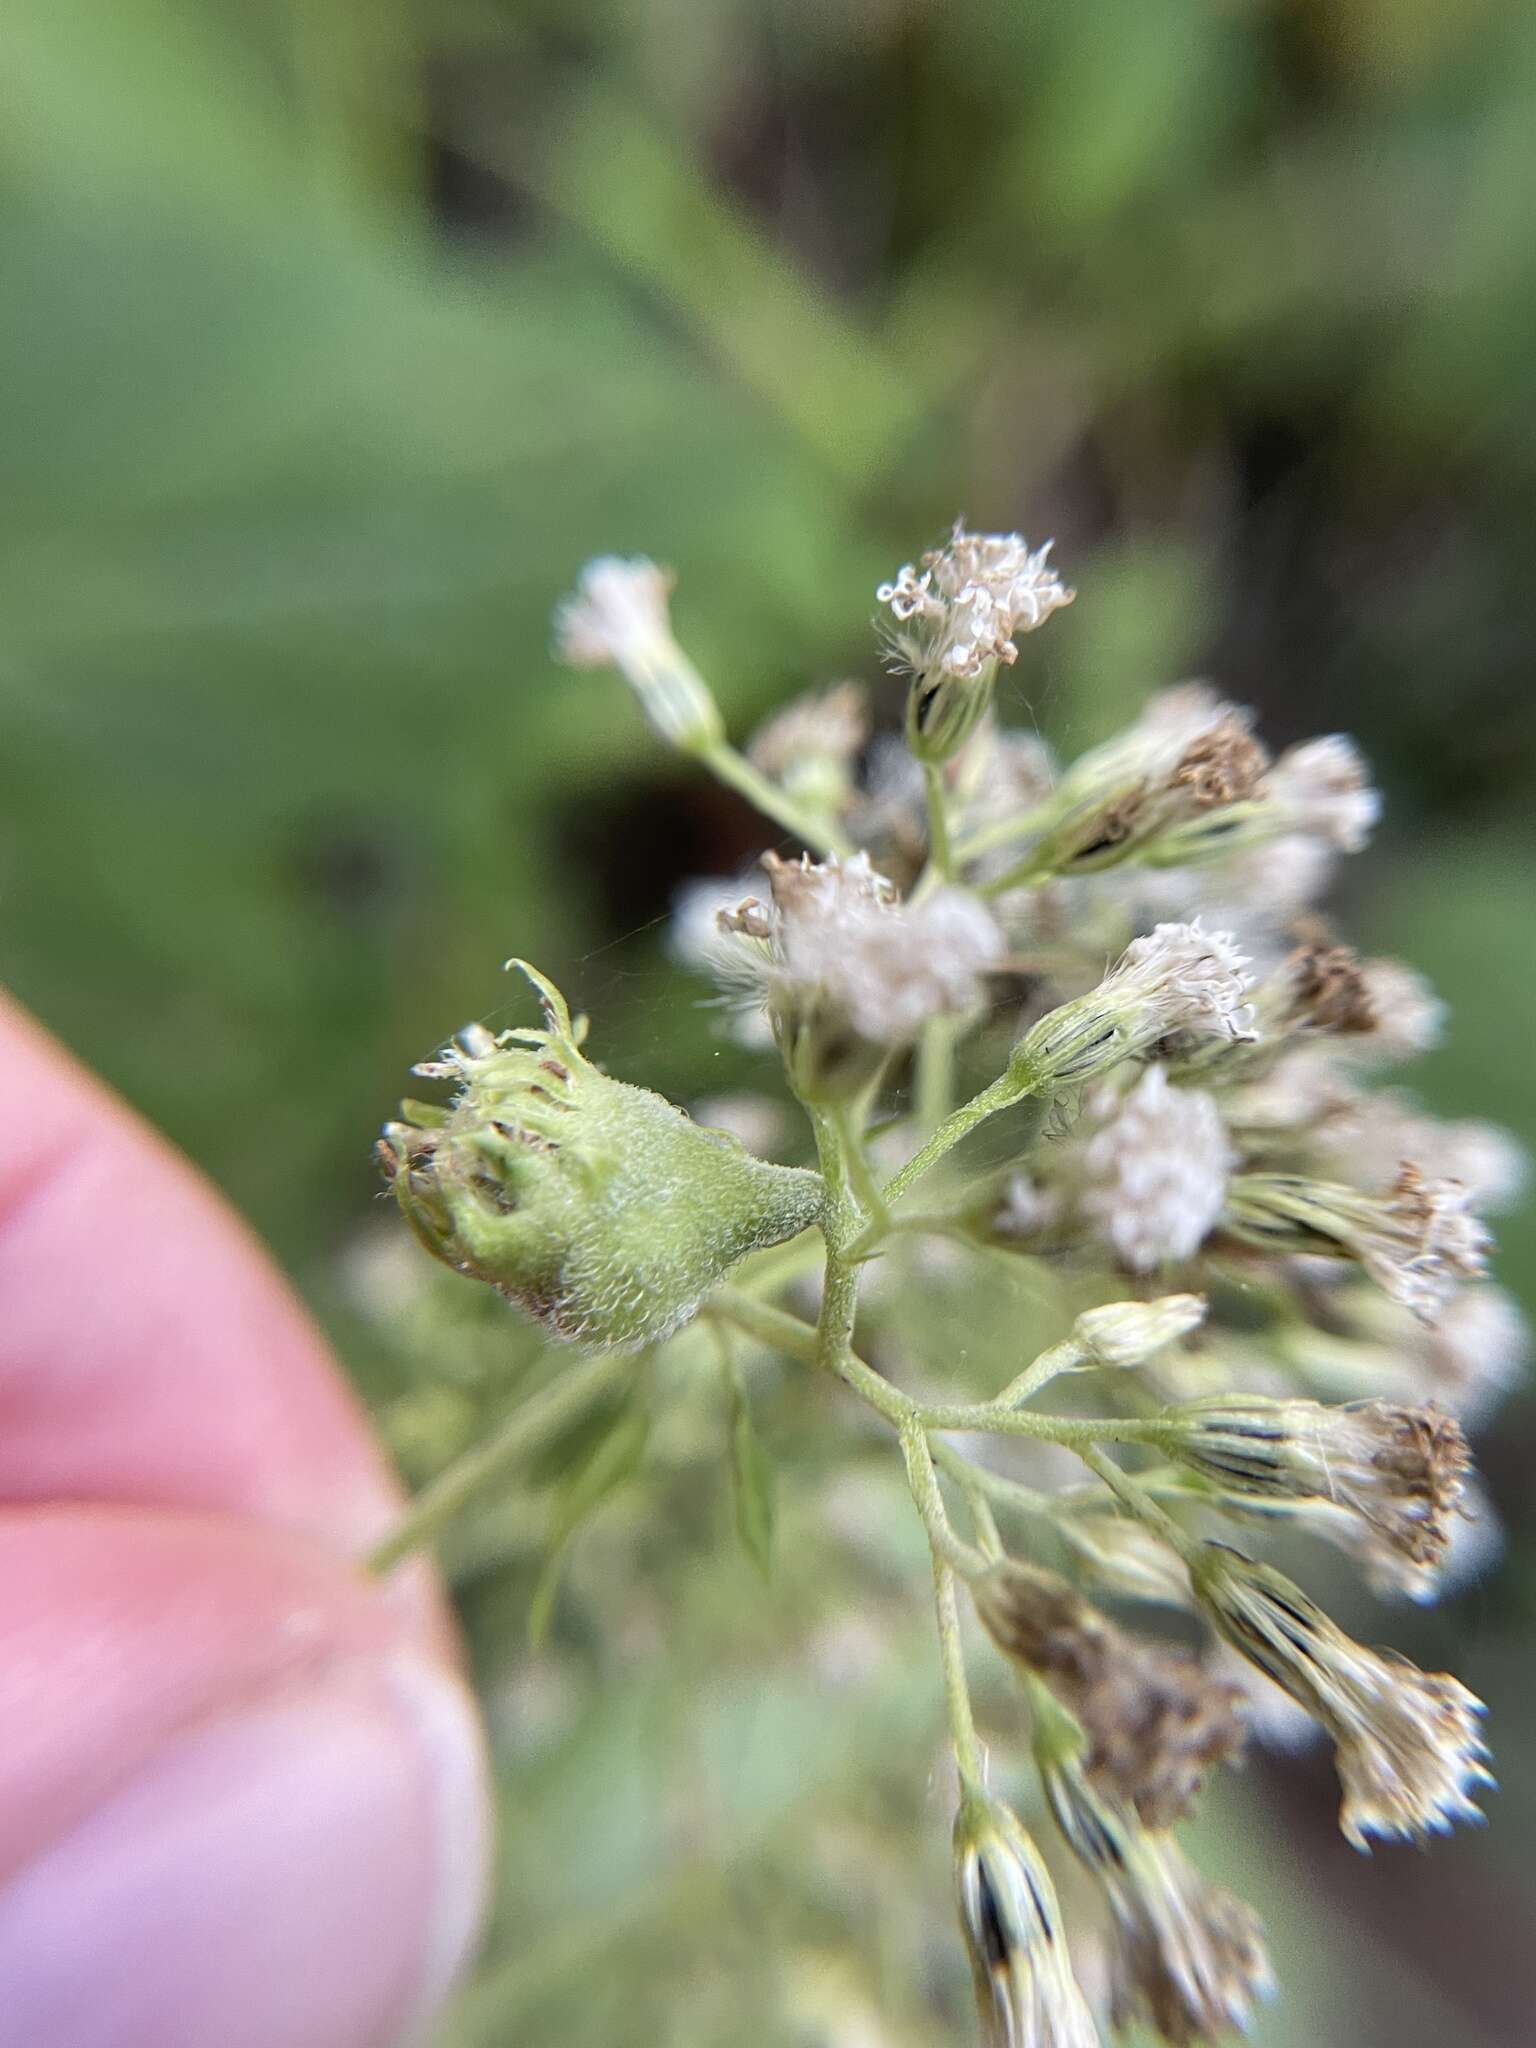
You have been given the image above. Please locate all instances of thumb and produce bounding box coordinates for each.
[0,1508,488,2048]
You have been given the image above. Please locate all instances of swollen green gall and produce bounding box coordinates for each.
[378,963,824,1351]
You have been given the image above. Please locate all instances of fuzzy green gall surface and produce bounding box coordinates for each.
[378,964,824,1351]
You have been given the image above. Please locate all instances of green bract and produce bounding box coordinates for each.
[378,963,825,1351]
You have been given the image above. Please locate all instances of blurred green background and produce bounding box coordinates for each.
[4,1,1535,2042]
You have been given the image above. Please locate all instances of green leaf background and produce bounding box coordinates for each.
[5,3,1536,2042]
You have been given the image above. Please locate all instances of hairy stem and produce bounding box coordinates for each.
[1074,1444,1203,1566]
[932,1555,986,1789]
[900,1420,988,1579]
[831,1103,890,1235]
[871,1065,1033,1227]
[914,1015,957,1135]
[989,1336,1086,1408]
[706,1289,1167,1447]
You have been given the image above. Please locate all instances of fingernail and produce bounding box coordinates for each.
[0,1659,490,2048]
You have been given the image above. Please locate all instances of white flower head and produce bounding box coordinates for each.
[1265,735,1381,853]
[552,555,722,751]
[994,1171,1062,1240]
[1082,1070,1234,1272]
[553,555,673,669]
[746,681,869,821]
[1345,957,1445,1060]
[878,523,1074,764]
[878,523,1075,680]
[1314,1092,1527,1212]
[1419,1284,1529,1426]
[1192,1546,1492,1849]
[1112,921,1257,1045]
[1057,685,1240,798]
[713,853,1003,1093]
[1013,922,1255,1094]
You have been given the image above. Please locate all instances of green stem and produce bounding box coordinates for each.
[1074,1445,1202,1566]
[706,1289,1166,1449]
[933,1445,1057,1524]
[932,1554,986,1788]
[700,740,851,857]
[952,799,1058,867]
[877,1067,1030,1215]
[831,1103,890,1235]
[707,1287,820,1367]
[899,1419,988,1579]
[923,762,955,881]
[916,1404,1165,1446]
[989,1336,1086,1409]
[977,854,1053,898]
[365,1349,632,1573]
[914,1015,957,1135]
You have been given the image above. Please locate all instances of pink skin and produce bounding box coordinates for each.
[0,994,490,2047]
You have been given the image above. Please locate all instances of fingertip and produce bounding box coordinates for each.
[0,1659,489,2048]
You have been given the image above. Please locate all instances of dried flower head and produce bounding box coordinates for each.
[1222,1164,1491,1323]
[974,1562,1246,1828]
[552,555,723,752]
[1020,689,1286,879]
[1038,1735,1273,2046]
[1012,922,1254,1093]
[1082,1069,1234,1272]
[1164,1395,1470,1574]
[1191,1546,1492,1847]
[952,1787,1102,2048]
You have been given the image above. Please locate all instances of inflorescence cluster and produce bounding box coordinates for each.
[377,523,1526,2046]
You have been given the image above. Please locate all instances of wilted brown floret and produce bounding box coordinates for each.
[974,1563,1246,1828]
[1285,940,1377,1035]
[1169,717,1269,811]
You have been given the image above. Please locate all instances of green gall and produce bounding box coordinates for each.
[379,962,825,1351]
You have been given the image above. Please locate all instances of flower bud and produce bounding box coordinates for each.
[552,556,724,753]
[952,1787,1101,2048]
[1074,1293,1208,1370]
[379,963,824,1351]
